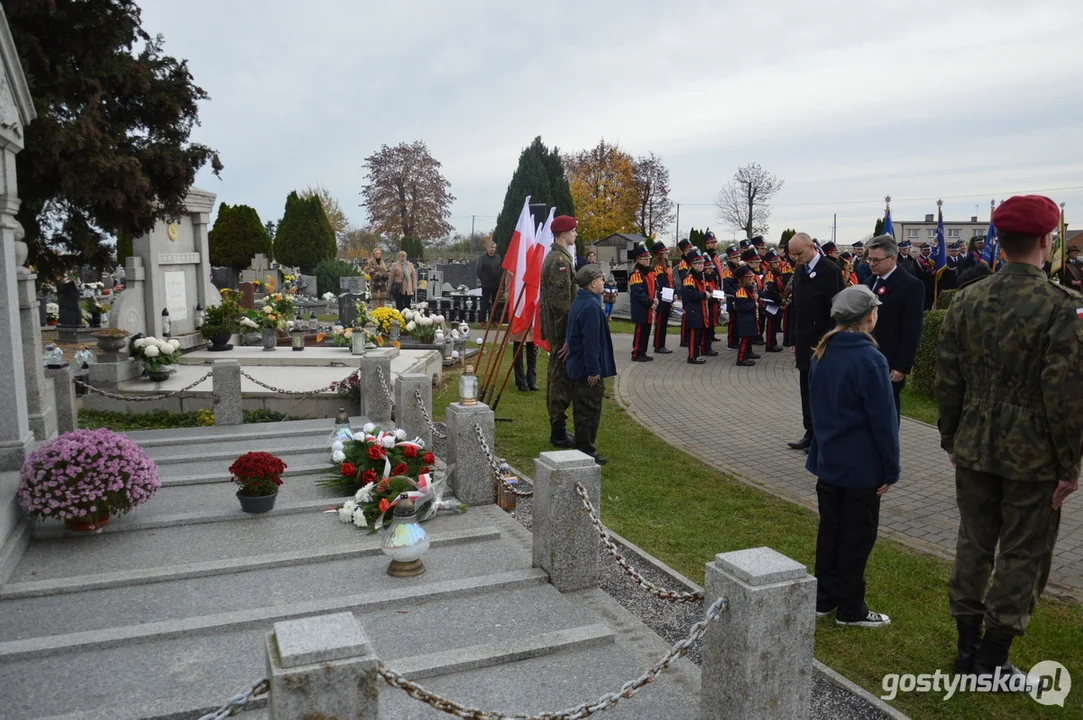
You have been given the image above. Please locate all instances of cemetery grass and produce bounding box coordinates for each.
[434,354,1082,720]
[78,408,291,430]
[900,385,939,425]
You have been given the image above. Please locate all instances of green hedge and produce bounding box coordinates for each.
[934,289,958,310]
[910,309,946,399]
[315,259,362,297]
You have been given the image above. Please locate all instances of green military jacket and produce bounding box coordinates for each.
[540,243,577,344]
[935,263,1083,483]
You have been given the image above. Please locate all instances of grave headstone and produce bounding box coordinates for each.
[338,293,363,327]
[57,282,83,327]
[339,275,366,294]
[238,282,256,310]
[299,274,318,297]
[211,267,236,292]
[240,253,281,291]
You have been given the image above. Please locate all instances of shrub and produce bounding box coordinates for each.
[316,259,362,297]
[934,289,958,310]
[18,429,160,522]
[910,309,947,399]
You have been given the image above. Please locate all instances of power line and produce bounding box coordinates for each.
[672,185,1083,210]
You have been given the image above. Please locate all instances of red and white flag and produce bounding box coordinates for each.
[503,197,535,325]
[512,208,555,335]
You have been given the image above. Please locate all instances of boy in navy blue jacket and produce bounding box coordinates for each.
[565,265,616,466]
[732,265,761,366]
[627,245,656,362]
[680,252,713,364]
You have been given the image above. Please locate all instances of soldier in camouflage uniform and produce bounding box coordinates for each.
[935,194,1081,684]
[540,215,579,448]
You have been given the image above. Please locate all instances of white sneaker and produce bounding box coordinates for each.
[837,611,891,628]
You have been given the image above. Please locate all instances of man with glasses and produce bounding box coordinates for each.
[786,232,844,452]
[865,234,925,418]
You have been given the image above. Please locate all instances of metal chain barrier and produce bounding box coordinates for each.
[376,365,395,409]
[574,483,704,604]
[197,678,269,720]
[377,596,727,719]
[74,371,213,402]
[239,368,359,397]
[474,423,533,498]
[415,387,447,439]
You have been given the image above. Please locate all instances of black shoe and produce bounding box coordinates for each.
[752,339,765,345]
[710,336,721,342]
[787,436,812,450]
[687,357,706,364]
[765,347,783,353]
[679,343,688,348]
[517,384,529,391]
[736,359,756,366]
[972,630,1033,692]
[654,347,672,354]
[702,350,719,356]
[954,617,983,675]
[727,344,738,350]
[748,351,762,360]
[528,385,539,391]
[631,355,654,362]
[550,427,575,448]
[592,454,608,466]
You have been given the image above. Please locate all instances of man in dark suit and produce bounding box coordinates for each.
[865,234,925,418]
[787,232,845,451]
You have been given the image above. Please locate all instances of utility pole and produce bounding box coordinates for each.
[832,213,837,244]
[674,203,680,244]
[471,215,476,236]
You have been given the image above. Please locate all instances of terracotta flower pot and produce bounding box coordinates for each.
[65,514,110,532]
[237,489,278,514]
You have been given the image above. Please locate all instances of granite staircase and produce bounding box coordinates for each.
[0,419,701,719]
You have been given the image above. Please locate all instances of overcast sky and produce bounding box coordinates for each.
[140,0,1083,246]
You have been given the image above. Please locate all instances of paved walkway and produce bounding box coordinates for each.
[608,334,1083,598]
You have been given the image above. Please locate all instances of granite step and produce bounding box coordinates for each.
[156,460,331,487]
[120,417,367,447]
[7,504,512,584]
[0,527,522,642]
[0,581,618,720]
[149,441,332,468]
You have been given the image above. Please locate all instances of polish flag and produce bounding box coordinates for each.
[512,208,555,335]
[503,197,535,326]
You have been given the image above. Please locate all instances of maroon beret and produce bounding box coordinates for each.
[551,215,577,234]
[993,195,1060,236]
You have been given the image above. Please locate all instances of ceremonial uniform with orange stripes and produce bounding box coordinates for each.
[704,232,725,340]
[681,252,715,363]
[761,250,786,352]
[675,239,694,347]
[651,241,674,353]
[722,245,740,349]
[732,265,761,366]
[628,245,656,362]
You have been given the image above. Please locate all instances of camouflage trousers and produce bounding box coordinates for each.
[948,467,1061,636]
[546,348,575,429]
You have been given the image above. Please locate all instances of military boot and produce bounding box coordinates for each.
[972,629,1032,692]
[549,423,575,448]
[953,616,983,674]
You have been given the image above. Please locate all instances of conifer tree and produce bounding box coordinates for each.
[493,137,575,254]
[273,191,336,272]
[209,203,272,271]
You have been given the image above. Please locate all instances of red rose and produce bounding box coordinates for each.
[341,462,357,477]
[368,445,385,460]
[391,463,409,476]
[378,498,391,513]
[377,479,389,493]
[362,469,378,484]
[418,466,430,476]
[402,445,418,459]
[422,452,435,464]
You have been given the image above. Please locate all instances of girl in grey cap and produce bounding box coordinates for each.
[806,285,900,629]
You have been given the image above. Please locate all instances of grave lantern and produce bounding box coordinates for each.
[195,303,205,329]
[161,309,171,337]
[382,497,429,577]
[459,364,478,405]
[309,312,318,332]
[291,326,305,351]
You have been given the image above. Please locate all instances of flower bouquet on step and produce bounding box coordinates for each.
[321,423,463,531]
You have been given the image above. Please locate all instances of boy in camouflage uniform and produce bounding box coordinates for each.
[936,194,1081,685]
[540,215,580,448]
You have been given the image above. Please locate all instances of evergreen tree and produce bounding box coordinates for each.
[273,191,336,272]
[874,218,884,237]
[208,203,272,271]
[115,234,133,267]
[493,137,575,255]
[779,228,796,251]
[689,227,705,252]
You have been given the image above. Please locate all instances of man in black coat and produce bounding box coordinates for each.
[896,239,917,275]
[475,241,503,320]
[865,234,925,418]
[787,232,845,451]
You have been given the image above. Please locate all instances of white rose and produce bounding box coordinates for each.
[331,440,344,452]
[352,509,368,528]
[394,428,407,440]
[338,507,353,522]
[406,321,416,332]
[381,435,396,449]
[362,422,376,434]
[352,431,365,441]
[143,345,159,357]
[332,450,345,463]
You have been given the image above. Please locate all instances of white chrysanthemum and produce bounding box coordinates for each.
[143,345,159,357]
[355,482,375,503]
[394,428,407,440]
[406,321,416,332]
[337,507,353,522]
[286,320,295,329]
[352,508,367,527]
[168,339,181,350]
[262,305,273,314]
[352,431,365,441]
[402,309,413,320]
[342,500,357,513]
[332,450,345,463]
[362,422,376,434]
[331,440,344,452]
[381,435,396,449]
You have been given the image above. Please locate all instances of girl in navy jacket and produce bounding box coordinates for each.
[806,285,899,629]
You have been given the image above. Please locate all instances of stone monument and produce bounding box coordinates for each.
[109,187,220,349]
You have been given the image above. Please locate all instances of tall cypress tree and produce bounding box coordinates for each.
[493,137,576,255]
[209,203,272,271]
[274,191,336,272]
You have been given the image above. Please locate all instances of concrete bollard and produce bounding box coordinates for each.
[212,360,243,426]
[43,364,76,434]
[394,373,432,449]
[267,612,380,719]
[360,352,393,423]
[701,547,816,719]
[445,401,495,506]
[532,450,601,592]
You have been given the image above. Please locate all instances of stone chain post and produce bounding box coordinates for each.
[212,360,243,426]
[533,450,601,592]
[359,352,393,423]
[444,400,495,506]
[43,364,76,434]
[393,373,432,448]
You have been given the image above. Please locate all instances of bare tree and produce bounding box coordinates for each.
[361,140,455,241]
[338,225,384,260]
[632,152,675,238]
[715,163,784,239]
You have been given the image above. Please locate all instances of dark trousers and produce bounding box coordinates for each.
[727,306,737,348]
[632,323,651,358]
[653,305,671,349]
[513,341,537,390]
[701,328,714,354]
[765,313,780,349]
[394,293,410,311]
[481,286,499,321]
[687,328,703,360]
[891,379,904,421]
[573,378,605,455]
[799,362,813,438]
[736,337,752,363]
[815,480,881,621]
[680,313,689,347]
[949,468,1061,636]
[546,346,574,429]
[782,307,793,347]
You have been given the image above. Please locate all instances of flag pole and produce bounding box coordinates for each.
[491,315,534,414]
[482,283,529,405]
[475,270,510,394]
[479,297,513,403]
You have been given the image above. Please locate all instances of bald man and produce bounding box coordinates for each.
[787,232,845,451]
